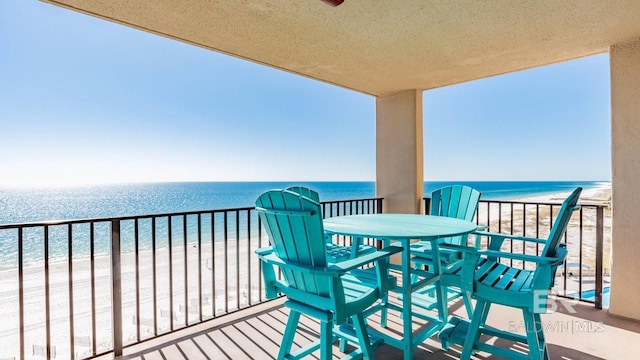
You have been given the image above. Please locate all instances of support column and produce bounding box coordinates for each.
[376,90,423,214]
[610,38,640,320]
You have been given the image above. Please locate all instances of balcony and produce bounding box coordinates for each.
[115,295,640,360]
[0,196,637,359]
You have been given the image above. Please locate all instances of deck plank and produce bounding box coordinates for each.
[115,295,640,360]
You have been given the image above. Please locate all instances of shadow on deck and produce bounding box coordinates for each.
[111,296,640,360]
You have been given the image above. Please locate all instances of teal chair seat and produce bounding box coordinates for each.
[438,187,582,360]
[255,189,401,360]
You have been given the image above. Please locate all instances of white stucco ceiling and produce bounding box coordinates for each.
[44,0,640,97]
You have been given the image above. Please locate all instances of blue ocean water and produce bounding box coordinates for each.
[0,181,608,270]
[0,181,608,224]
[424,181,609,202]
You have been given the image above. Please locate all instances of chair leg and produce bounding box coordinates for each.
[350,236,363,258]
[380,238,392,328]
[380,293,389,327]
[533,313,550,360]
[477,299,491,328]
[462,290,474,318]
[522,310,549,360]
[461,300,490,360]
[352,313,375,360]
[319,320,334,360]
[338,317,352,352]
[278,310,301,360]
[523,309,544,360]
[339,337,348,353]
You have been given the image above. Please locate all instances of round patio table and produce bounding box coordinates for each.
[324,213,478,360]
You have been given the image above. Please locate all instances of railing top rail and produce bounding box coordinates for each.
[0,197,384,229]
[0,208,254,229]
[320,198,382,204]
[424,197,610,209]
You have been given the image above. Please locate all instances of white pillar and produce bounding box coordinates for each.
[610,38,640,320]
[375,90,424,214]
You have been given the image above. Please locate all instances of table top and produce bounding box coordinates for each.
[323,213,478,240]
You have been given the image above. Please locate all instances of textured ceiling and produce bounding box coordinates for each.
[44,0,640,97]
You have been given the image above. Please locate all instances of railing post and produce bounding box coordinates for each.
[595,206,604,309]
[18,228,25,360]
[111,220,123,357]
[376,198,384,249]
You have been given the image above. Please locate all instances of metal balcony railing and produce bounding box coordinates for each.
[0,197,382,360]
[0,195,610,360]
[424,197,611,309]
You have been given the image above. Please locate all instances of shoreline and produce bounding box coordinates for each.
[0,184,612,274]
[511,184,611,204]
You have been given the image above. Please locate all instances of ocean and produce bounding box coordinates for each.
[0,181,608,270]
[0,180,609,224]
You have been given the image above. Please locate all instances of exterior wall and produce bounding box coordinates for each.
[610,37,640,320]
[375,90,424,214]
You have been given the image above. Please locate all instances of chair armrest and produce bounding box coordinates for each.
[476,249,562,265]
[473,231,547,245]
[328,246,402,272]
[257,246,402,276]
[257,251,342,277]
[255,246,274,256]
[440,243,565,265]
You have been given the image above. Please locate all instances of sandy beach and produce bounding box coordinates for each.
[476,185,612,298]
[0,234,269,359]
[513,185,611,205]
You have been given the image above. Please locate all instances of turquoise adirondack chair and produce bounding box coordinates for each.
[255,189,401,360]
[438,187,582,360]
[285,186,377,262]
[410,185,481,316]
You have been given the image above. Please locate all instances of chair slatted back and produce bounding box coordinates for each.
[286,186,320,202]
[541,187,582,259]
[256,189,330,296]
[527,188,581,291]
[431,185,481,245]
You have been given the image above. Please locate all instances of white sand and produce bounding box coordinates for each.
[512,185,611,205]
[0,235,270,359]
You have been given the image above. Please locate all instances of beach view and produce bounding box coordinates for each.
[4,0,638,359]
[0,181,612,359]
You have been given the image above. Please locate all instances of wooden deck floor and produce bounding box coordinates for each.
[111,296,640,360]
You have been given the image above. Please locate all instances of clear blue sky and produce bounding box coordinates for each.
[0,0,611,187]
